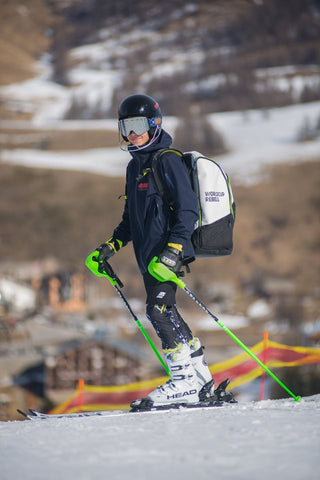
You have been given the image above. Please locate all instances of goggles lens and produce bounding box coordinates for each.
[119,116,150,137]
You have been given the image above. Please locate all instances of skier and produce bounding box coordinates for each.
[90,94,214,406]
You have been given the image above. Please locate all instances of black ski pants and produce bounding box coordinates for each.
[143,271,193,350]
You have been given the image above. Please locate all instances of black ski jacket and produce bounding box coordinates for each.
[113,130,198,274]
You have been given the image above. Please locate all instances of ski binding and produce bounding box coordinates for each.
[130,378,237,412]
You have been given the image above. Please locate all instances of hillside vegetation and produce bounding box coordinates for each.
[1,0,319,117]
[61,0,320,115]
[0,0,54,85]
[0,159,319,304]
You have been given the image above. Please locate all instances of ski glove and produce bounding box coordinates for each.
[96,238,122,266]
[158,243,183,273]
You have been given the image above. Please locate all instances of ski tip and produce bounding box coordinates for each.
[294,395,301,402]
[17,409,28,418]
[28,408,38,416]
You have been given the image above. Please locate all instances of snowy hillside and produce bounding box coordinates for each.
[1,2,319,185]
[1,395,319,480]
[1,100,320,185]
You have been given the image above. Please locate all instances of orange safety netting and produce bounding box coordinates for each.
[50,339,320,414]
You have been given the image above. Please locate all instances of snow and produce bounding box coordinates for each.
[0,33,320,184]
[210,101,320,184]
[1,395,319,480]
[0,278,35,312]
[255,65,320,102]
[1,59,70,122]
[1,44,319,184]
[247,299,271,319]
[1,100,320,183]
[1,147,129,177]
[197,313,248,331]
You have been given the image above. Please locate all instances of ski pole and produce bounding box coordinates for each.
[148,257,301,402]
[85,255,170,376]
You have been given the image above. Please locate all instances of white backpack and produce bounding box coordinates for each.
[151,149,235,257]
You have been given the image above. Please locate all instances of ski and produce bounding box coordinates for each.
[130,398,225,412]
[18,400,234,421]
[17,379,236,420]
[17,408,128,421]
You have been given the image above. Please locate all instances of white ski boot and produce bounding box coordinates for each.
[189,337,215,400]
[147,343,199,406]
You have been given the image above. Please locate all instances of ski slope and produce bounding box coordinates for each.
[1,395,319,480]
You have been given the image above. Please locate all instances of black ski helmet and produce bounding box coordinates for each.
[118,94,162,143]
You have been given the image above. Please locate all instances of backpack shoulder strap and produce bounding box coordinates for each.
[151,148,183,199]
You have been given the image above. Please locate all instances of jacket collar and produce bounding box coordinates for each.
[129,130,172,163]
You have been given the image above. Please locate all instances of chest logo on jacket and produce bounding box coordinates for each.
[138,182,149,191]
[136,168,151,192]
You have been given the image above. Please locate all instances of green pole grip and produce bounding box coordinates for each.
[148,257,186,288]
[85,252,117,284]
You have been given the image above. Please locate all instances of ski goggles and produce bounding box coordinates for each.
[119,116,161,137]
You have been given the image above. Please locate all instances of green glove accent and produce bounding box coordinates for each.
[148,256,186,288]
[107,238,123,253]
[85,251,117,285]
